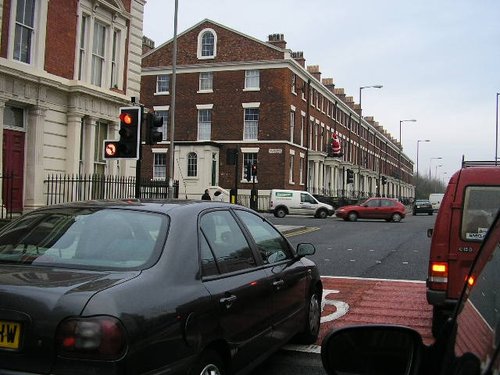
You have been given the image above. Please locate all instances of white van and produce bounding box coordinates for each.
[269,189,334,218]
[429,193,445,211]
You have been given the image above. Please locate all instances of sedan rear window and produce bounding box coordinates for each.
[0,208,167,269]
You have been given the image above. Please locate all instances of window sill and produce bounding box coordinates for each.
[243,88,260,92]
[154,92,170,96]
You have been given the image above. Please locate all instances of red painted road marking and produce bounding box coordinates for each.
[319,277,434,346]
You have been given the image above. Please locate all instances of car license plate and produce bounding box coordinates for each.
[0,321,21,350]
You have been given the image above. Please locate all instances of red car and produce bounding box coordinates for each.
[335,197,406,222]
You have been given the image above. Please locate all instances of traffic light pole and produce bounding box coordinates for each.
[135,104,145,199]
[231,150,239,204]
[250,175,258,211]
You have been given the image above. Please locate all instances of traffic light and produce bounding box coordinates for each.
[245,162,252,182]
[382,176,387,185]
[146,111,163,145]
[251,163,257,177]
[346,169,354,184]
[104,107,141,159]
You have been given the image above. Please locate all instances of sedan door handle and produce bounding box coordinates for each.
[272,279,285,287]
[220,294,237,309]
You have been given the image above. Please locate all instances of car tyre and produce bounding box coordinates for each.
[317,209,328,219]
[412,211,416,216]
[432,307,449,338]
[392,213,402,222]
[189,350,225,375]
[275,208,286,218]
[347,212,358,222]
[428,212,433,216]
[295,289,321,344]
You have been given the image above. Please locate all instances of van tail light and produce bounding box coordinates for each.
[56,316,126,360]
[428,262,448,291]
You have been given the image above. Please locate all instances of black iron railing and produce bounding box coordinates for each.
[44,174,178,205]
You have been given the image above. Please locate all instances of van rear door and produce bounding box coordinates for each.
[447,185,500,300]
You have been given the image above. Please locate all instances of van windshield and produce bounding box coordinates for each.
[461,186,500,242]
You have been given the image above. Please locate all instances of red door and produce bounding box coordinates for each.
[3,130,25,212]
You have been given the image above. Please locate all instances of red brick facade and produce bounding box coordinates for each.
[141,20,414,200]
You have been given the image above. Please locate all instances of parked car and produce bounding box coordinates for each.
[413,199,434,215]
[427,160,500,337]
[334,197,406,222]
[269,189,334,218]
[322,211,500,375]
[0,199,322,374]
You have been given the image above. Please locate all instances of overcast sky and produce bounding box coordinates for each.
[143,0,499,183]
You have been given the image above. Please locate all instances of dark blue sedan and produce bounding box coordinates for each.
[0,200,322,374]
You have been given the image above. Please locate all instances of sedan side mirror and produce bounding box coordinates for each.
[427,228,433,238]
[321,326,424,375]
[296,243,315,257]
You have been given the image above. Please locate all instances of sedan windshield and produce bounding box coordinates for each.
[0,208,167,269]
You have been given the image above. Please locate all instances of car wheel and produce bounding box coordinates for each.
[317,209,328,219]
[412,211,416,216]
[189,350,225,375]
[347,212,358,222]
[295,289,321,344]
[432,307,450,338]
[276,208,286,218]
[392,213,402,222]
[428,212,433,216]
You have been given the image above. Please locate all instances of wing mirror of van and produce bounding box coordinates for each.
[427,228,433,238]
[321,325,424,375]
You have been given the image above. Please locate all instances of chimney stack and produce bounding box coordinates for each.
[142,36,155,54]
[322,78,335,93]
[268,33,287,49]
[291,51,306,67]
[307,65,321,82]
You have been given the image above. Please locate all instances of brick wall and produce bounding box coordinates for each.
[45,0,78,78]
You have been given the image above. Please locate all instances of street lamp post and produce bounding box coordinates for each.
[416,139,430,198]
[429,157,443,179]
[358,85,383,199]
[398,119,417,201]
[496,92,499,165]
[168,0,179,198]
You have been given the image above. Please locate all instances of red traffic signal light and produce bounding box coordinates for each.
[119,112,133,125]
[104,107,141,159]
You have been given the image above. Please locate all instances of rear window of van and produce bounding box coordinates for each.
[461,186,500,242]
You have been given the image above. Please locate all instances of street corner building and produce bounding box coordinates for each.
[140,19,415,208]
[0,0,145,216]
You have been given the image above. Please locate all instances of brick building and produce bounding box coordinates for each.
[141,19,414,205]
[0,0,145,214]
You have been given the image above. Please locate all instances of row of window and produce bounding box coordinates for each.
[153,107,260,142]
[156,70,260,94]
[10,0,126,90]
